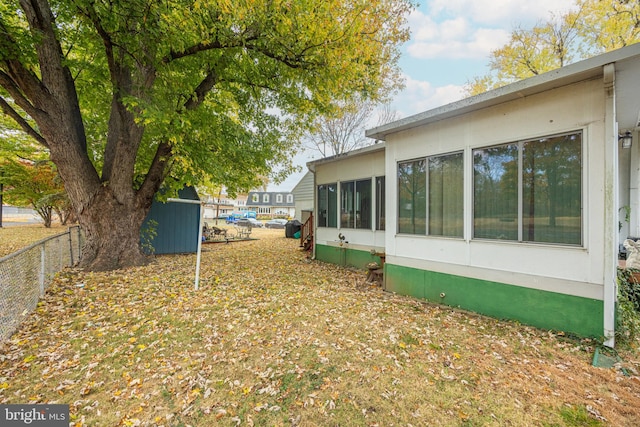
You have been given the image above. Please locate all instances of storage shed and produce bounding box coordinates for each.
[142,186,201,255]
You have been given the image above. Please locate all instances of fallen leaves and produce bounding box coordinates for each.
[0,227,639,426]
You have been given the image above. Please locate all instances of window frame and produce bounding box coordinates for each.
[317,183,338,228]
[376,176,385,231]
[339,178,373,230]
[427,151,464,238]
[397,158,427,235]
[472,130,583,246]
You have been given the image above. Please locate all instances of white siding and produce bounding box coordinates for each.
[385,78,608,299]
[315,148,386,251]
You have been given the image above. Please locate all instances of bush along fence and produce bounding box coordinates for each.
[0,226,82,342]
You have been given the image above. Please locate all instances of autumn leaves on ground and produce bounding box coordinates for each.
[1,226,639,426]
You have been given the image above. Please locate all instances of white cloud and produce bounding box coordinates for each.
[406,0,577,60]
[406,10,510,60]
[391,74,465,118]
[407,27,509,59]
[427,0,576,26]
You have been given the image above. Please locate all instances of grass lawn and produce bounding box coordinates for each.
[0,224,68,258]
[1,226,639,426]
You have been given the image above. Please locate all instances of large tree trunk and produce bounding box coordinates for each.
[76,186,151,271]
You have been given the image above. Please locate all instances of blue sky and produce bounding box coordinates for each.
[269,0,576,192]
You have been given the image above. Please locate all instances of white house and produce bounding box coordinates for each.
[309,44,640,346]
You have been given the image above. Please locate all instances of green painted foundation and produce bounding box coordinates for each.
[315,244,603,338]
[315,244,382,269]
[384,263,603,338]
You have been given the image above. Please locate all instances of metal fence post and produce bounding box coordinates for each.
[68,227,74,265]
[39,243,45,297]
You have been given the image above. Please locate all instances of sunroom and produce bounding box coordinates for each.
[357,44,640,345]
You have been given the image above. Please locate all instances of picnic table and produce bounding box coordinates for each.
[235,224,252,239]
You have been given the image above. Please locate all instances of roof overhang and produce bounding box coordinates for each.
[307,142,386,171]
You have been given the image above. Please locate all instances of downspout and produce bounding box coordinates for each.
[603,63,617,348]
[629,131,640,236]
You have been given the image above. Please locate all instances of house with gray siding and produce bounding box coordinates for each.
[247,191,295,218]
[291,171,314,221]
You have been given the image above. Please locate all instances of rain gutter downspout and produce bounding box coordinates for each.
[603,63,617,348]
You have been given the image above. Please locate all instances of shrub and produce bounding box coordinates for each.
[616,268,640,347]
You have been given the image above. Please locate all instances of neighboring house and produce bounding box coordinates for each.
[247,191,295,218]
[291,171,314,221]
[309,44,640,346]
[201,190,248,220]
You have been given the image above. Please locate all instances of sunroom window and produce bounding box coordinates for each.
[428,152,463,237]
[398,159,426,234]
[376,176,385,231]
[317,183,337,228]
[473,131,582,245]
[398,154,463,237]
[340,179,372,229]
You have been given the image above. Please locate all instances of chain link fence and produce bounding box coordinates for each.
[0,226,82,342]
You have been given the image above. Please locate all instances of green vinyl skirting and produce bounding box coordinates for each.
[315,244,603,338]
[315,244,382,269]
[385,263,603,338]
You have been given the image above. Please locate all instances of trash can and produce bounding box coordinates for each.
[285,220,302,238]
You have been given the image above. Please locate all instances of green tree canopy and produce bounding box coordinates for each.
[0,0,413,270]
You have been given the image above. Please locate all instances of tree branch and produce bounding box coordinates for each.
[137,141,172,206]
[0,96,48,148]
[163,40,225,64]
[183,70,219,110]
[0,69,38,112]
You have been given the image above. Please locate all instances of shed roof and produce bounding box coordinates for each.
[366,43,640,141]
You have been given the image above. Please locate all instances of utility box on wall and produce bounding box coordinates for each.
[142,186,200,255]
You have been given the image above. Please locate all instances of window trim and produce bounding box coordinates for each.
[376,176,385,231]
[471,130,583,246]
[427,151,464,238]
[317,183,338,228]
[339,178,373,230]
[397,158,427,235]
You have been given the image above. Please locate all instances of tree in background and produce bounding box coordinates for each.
[305,99,399,158]
[0,159,68,227]
[0,0,413,270]
[465,0,640,96]
[577,0,640,52]
[1,106,73,226]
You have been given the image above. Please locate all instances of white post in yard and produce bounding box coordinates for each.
[168,198,204,291]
